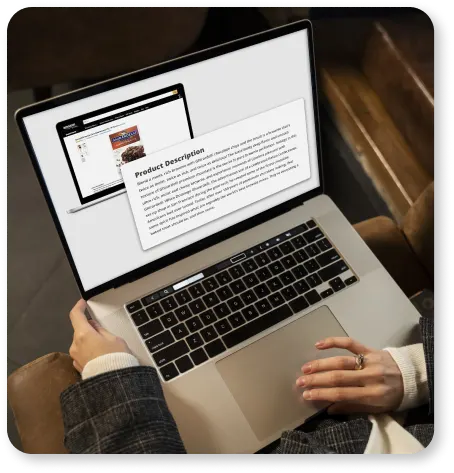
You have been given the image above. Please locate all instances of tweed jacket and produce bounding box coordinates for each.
[60,316,433,454]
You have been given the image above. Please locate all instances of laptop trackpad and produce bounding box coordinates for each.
[216,306,349,441]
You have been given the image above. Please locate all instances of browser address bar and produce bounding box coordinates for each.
[83,90,177,124]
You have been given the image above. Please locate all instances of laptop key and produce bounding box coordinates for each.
[269,261,284,275]
[329,277,346,292]
[279,270,295,286]
[202,277,219,292]
[175,355,194,374]
[222,304,293,349]
[243,273,259,288]
[228,313,246,328]
[174,305,192,321]
[267,247,283,261]
[281,254,297,269]
[254,253,270,267]
[200,326,218,343]
[256,299,272,314]
[318,260,349,282]
[171,323,189,340]
[292,264,308,280]
[202,292,220,308]
[294,279,310,294]
[160,363,178,381]
[190,348,208,366]
[256,267,272,282]
[305,290,322,305]
[254,283,271,299]
[304,259,320,274]
[317,238,332,252]
[200,309,217,326]
[269,292,285,308]
[153,340,189,367]
[242,305,260,321]
[216,285,234,301]
[131,309,148,326]
[320,288,334,298]
[316,249,340,267]
[289,295,309,313]
[216,271,232,285]
[162,312,178,328]
[241,289,258,305]
[126,300,142,313]
[229,265,245,279]
[306,219,317,229]
[228,296,244,312]
[281,286,298,301]
[267,277,283,292]
[303,228,324,243]
[294,248,309,263]
[205,339,226,358]
[306,273,322,288]
[279,241,294,255]
[147,303,164,318]
[230,280,247,294]
[305,243,321,257]
[186,316,203,333]
[188,298,206,315]
[161,296,177,312]
[139,319,164,339]
[213,302,231,319]
[345,275,358,286]
[291,235,306,249]
[174,289,191,305]
[186,333,203,350]
[242,259,258,273]
[188,283,205,298]
[214,319,232,335]
[146,331,175,353]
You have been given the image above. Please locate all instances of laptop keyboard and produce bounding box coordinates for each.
[125,219,358,382]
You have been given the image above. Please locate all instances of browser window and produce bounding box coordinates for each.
[22,29,320,292]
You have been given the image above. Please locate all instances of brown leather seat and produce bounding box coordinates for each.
[8,182,434,453]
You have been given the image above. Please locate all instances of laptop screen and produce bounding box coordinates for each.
[19,24,321,296]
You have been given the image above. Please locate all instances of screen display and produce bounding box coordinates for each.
[21,28,320,293]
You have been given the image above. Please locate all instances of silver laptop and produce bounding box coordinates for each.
[16,20,421,453]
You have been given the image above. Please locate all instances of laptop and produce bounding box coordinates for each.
[16,20,421,453]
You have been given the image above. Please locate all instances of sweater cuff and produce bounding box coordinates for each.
[384,344,429,411]
[82,352,140,380]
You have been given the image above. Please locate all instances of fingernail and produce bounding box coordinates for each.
[297,377,306,387]
[303,363,312,374]
[303,390,312,400]
[315,340,324,348]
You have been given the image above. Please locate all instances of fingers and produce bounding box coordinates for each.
[301,386,375,403]
[315,337,372,355]
[69,299,91,332]
[297,369,365,389]
[302,355,357,374]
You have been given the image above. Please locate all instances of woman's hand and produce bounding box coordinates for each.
[296,337,404,414]
[69,299,131,373]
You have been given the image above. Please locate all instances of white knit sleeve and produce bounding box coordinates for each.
[82,352,140,380]
[384,344,429,411]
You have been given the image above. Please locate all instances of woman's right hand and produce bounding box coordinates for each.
[296,337,405,414]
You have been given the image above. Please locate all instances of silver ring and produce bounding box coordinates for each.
[354,353,365,370]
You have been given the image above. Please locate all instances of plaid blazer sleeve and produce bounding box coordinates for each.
[60,366,186,454]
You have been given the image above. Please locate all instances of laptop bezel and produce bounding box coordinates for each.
[15,19,324,300]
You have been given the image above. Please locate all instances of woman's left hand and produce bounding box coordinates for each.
[296,337,404,414]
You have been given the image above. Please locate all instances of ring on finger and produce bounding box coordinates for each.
[354,353,365,370]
